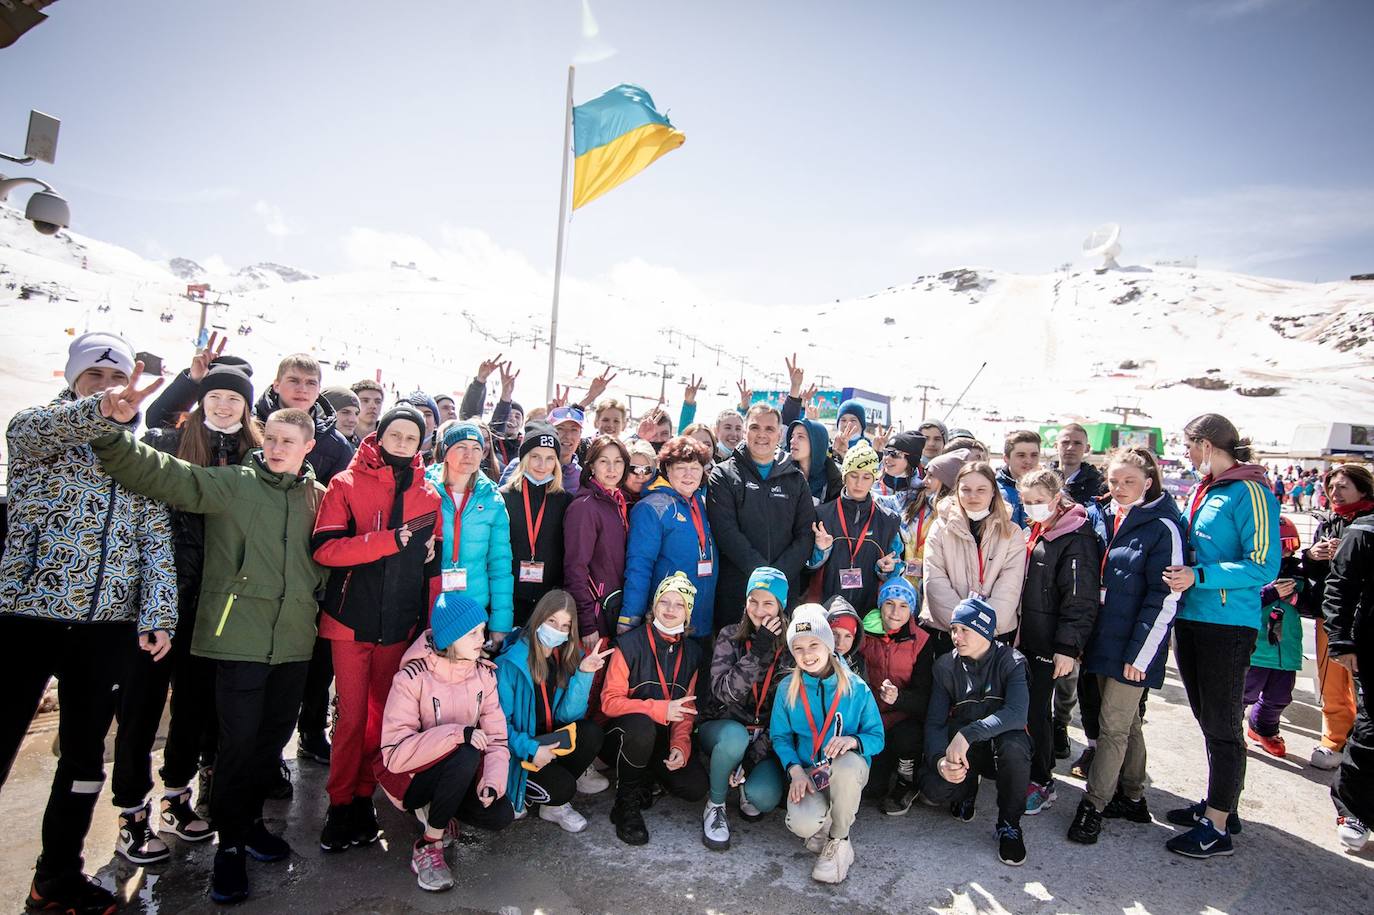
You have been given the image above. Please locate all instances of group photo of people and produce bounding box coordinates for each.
[3,330,1370,914]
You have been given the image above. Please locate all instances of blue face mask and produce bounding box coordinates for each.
[537,623,569,649]
[524,471,555,486]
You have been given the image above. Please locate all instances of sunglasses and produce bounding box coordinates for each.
[628,466,655,477]
[883,449,905,459]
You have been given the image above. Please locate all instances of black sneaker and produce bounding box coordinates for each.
[27,871,117,915]
[1069,745,1096,779]
[610,796,649,846]
[1164,799,1242,835]
[951,797,977,823]
[195,766,214,820]
[996,819,1026,866]
[161,789,215,841]
[320,804,355,853]
[1053,722,1070,760]
[1103,791,1152,824]
[350,796,382,846]
[245,819,291,862]
[882,778,919,816]
[210,845,250,905]
[1067,798,1103,844]
[265,760,293,800]
[297,731,332,765]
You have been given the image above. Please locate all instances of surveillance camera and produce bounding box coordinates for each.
[26,189,69,235]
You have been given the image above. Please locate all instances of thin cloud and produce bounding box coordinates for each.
[1191,0,1314,21]
[252,200,292,238]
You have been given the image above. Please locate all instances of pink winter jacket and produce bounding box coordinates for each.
[919,500,1026,635]
[375,631,510,807]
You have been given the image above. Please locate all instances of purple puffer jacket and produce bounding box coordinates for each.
[563,480,628,639]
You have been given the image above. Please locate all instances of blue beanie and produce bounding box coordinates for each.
[746,566,789,608]
[439,420,485,458]
[836,399,866,430]
[952,595,998,643]
[430,592,487,650]
[878,576,917,611]
[402,390,440,424]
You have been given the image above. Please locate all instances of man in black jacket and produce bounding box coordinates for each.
[707,404,816,630]
[1324,515,1374,852]
[1050,424,1105,506]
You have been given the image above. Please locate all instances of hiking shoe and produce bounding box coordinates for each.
[996,819,1026,866]
[701,801,730,850]
[1067,798,1102,845]
[1069,745,1096,779]
[245,819,291,862]
[738,785,763,821]
[610,794,649,846]
[576,766,610,794]
[160,788,214,842]
[320,804,354,853]
[811,836,854,884]
[26,871,117,915]
[1166,816,1234,859]
[540,802,588,834]
[350,796,382,845]
[1024,781,1056,816]
[1053,721,1070,760]
[883,778,919,816]
[1165,800,1243,835]
[951,796,977,823]
[194,766,214,820]
[1246,725,1287,758]
[804,815,832,853]
[116,803,171,865]
[1337,816,1369,852]
[265,760,293,800]
[1103,791,1151,824]
[1310,746,1341,770]
[411,838,454,892]
[296,730,331,764]
[210,845,250,905]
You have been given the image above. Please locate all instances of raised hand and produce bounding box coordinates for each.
[98,362,165,423]
[876,551,898,573]
[785,353,804,397]
[872,424,891,451]
[189,331,226,382]
[498,362,520,400]
[579,645,615,674]
[477,354,504,383]
[812,521,834,551]
[735,378,752,411]
[801,382,818,403]
[548,385,571,411]
[683,374,705,405]
[583,366,617,404]
[805,402,821,420]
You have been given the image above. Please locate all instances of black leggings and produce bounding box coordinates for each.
[524,719,605,808]
[920,728,1032,827]
[404,743,516,832]
[868,716,926,794]
[601,714,708,801]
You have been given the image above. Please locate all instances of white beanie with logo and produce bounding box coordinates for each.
[64,332,135,389]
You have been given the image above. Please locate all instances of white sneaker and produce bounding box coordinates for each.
[738,786,762,820]
[1337,816,1369,852]
[576,766,610,795]
[811,836,854,884]
[1310,746,1342,770]
[804,815,832,854]
[513,806,528,820]
[702,802,730,850]
[539,803,587,833]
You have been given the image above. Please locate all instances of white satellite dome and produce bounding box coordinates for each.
[1083,223,1122,272]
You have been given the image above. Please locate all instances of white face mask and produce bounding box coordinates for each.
[205,418,243,435]
[965,508,991,522]
[652,617,686,636]
[1024,503,1053,523]
[1109,496,1145,515]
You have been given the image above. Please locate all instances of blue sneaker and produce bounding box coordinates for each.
[1024,781,1056,816]
[1165,799,1242,835]
[1165,816,1234,859]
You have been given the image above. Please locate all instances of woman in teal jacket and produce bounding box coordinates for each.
[427,422,516,639]
[494,591,607,830]
[1161,414,1281,861]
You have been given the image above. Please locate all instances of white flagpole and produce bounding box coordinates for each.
[546,65,576,403]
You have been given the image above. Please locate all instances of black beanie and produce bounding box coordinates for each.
[211,354,254,377]
[377,404,426,441]
[519,422,560,461]
[200,365,254,405]
[889,430,927,465]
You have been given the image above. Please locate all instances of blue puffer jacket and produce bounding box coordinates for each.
[426,465,515,633]
[494,634,594,813]
[1083,493,1188,689]
[1178,464,1281,630]
[620,478,716,633]
[770,665,885,771]
[996,466,1026,529]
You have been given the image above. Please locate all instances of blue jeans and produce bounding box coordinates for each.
[697,718,785,811]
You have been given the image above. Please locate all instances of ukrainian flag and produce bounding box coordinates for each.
[572,84,684,210]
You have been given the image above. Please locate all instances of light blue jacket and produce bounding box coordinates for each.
[426,465,515,633]
[769,667,885,771]
[1179,466,1282,630]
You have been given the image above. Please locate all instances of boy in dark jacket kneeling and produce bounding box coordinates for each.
[920,597,1032,867]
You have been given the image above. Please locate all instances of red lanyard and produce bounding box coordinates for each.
[1188,480,1213,529]
[646,627,684,700]
[1101,508,1130,578]
[537,680,553,728]
[836,500,876,566]
[446,484,473,564]
[798,677,844,759]
[687,496,708,558]
[974,540,986,592]
[913,504,931,553]
[745,641,780,725]
[1025,522,1044,561]
[522,484,547,556]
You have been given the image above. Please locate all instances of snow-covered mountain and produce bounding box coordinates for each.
[2,201,1372,451]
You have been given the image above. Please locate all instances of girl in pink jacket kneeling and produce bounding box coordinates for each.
[378,593,513,893]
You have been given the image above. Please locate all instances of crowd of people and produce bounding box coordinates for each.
[2,330,1372,913]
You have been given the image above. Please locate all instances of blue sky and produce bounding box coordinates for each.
[3,0,1371,304]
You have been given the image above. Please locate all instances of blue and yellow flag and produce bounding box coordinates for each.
[572,84,684,210]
